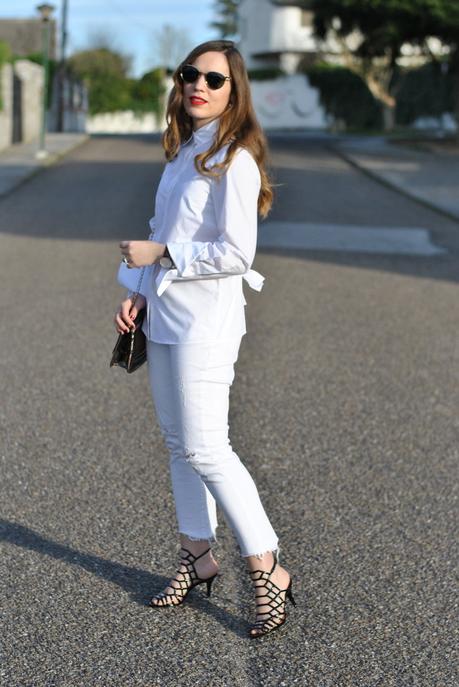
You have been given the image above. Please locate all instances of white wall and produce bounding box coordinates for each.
[86,110,162,134]
[251,75,327,129]
[86,75,327,133]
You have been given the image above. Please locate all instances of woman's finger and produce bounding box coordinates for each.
[121,301,136,329]
[114,312,129,334]
[116,311,131,331]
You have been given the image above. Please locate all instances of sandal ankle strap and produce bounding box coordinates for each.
[180,546,211,562]
[248,550,278,577]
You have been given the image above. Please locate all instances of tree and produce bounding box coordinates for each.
[210,0,240,38]
[301,0,459,130]
[130,68,167,118]
[153,24,194,71]
[68,47,132,114]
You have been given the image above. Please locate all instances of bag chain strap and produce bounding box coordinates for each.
[130,227,154,309]
[130,266,146,309]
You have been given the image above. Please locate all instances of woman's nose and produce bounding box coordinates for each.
[194,73,207,89]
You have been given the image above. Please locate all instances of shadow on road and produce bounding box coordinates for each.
[0,518,156,606]
[0,519,248,636]
[0,133,457,284]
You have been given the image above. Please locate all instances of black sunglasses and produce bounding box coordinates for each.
[180,64,231,91]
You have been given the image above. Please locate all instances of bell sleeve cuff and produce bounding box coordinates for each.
[165,148,261,279]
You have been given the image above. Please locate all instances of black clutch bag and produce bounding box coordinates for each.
[110,266,147,373]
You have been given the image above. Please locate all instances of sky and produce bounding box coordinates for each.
[0,0,219,76]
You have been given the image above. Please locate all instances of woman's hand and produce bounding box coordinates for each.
[120,240,166,268]
[114,294,147,334]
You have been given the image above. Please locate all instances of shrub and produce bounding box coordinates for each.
[69,48,131,115]
[395,60,454,125]
[0,40,12,111]
[248,67,286,81]
[301,62,382,130]
[128,68,167,118]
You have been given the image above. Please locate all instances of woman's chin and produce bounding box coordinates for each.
[187,107,210,118]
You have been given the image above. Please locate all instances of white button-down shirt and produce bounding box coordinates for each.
[136,116,265,344]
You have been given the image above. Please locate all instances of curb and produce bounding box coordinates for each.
[41,134,90,168]
[330,142,459,226]
[0,134,90,199]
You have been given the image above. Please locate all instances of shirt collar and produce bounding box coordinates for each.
[183,117,220,147]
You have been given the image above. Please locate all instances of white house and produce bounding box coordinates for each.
[237,0,449,73]
[237,0,318,74]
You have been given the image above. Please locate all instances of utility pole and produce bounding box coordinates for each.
[36,3,55,159]
[56,0,69,132]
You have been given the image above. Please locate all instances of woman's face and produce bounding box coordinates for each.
[181,51,232,130]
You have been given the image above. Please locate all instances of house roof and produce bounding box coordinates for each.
[0,19,57,59]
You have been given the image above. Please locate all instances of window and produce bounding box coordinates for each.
[300,10,313,27]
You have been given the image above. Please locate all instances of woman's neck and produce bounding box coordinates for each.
[192,116,219,131]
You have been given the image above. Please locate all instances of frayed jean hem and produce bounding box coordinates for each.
[240,544,281,561]
[179,531,218,545]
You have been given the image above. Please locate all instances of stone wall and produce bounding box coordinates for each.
[14,59,43,143]
[0,63,13,150]
[0,58,86,151]
[0,59,43,151]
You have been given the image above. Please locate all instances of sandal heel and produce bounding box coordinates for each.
[206,573,218,597]
[286,579,296,607]
[150,546,218,608]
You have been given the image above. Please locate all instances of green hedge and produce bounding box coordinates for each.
[301,62,382,130]
[395,60,454,125]
[248,67,286,81]
[301,60,455,131]
[127,68,166,118]
[0,41,12,111]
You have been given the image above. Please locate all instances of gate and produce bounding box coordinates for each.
[12,72,22,144]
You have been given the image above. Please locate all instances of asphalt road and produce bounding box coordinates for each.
[1,134,457,687]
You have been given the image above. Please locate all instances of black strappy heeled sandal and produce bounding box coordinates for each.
[150,546,218,608]
[248,550,296,638]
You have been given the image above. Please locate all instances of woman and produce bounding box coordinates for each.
[114,40,296,638]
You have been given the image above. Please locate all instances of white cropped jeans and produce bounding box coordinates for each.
[146,337,280,559]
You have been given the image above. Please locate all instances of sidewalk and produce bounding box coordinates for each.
[333,135,459,223]
[0,132,89,197]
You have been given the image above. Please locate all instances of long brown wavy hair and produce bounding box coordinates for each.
[162,40,273,218]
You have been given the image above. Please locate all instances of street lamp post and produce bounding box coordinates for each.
[36,3,55,159]
[57,0,69,132]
